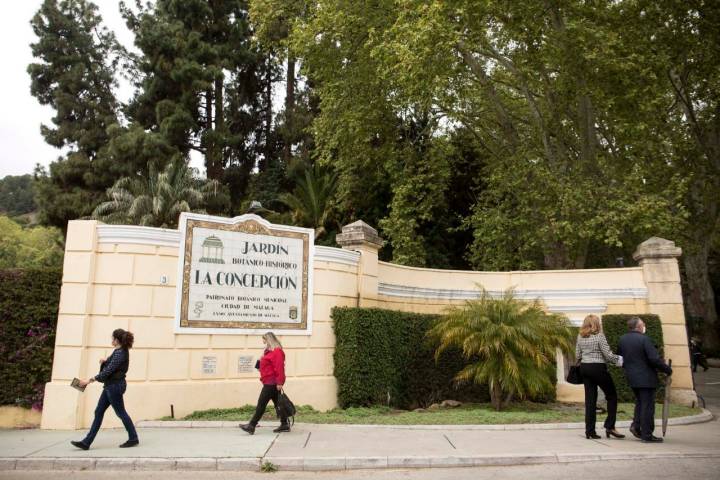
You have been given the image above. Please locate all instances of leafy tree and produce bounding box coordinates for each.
[0,216,64,269]
[278,163,338,240]
[614,0,720,348]
[0,175,36,216]
[92,158,224,229]
[428,288,574,411]
[28,0,128,230]
[290,1,458,266]
[365,0,683,270]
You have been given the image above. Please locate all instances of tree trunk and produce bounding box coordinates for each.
[209,75,224,181]
[205,88,216,179]
[283,57,295,164]
[544,241,571,269]
[490,381,503,411]
[684,241,720,349]
[262,56,274,172]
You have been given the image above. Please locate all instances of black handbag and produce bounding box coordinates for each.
[276,391,297,425]
[566,362,583,385]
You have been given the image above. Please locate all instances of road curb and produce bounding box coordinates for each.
[136,408,714,431]
[3,452,720,472]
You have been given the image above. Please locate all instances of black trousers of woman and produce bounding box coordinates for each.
[249,384,288,426]
[580,363,617,434]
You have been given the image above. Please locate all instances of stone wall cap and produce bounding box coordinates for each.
[336,220,383,248]
[633,237,682,261]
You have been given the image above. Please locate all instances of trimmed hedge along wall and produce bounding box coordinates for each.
[332,307,556,409]
[601,314,666,402]
[0,269,61,408]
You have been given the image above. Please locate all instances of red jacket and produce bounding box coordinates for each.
[259,348,285,386]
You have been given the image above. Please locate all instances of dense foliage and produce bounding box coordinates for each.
[0,175,36,216]
[92,159,226,229]
[0,216,64,269]
[0,269,61,408]
[332,305,562,409]
[602,314,667,402]
[332,306,489,409]
[23,0,720,347]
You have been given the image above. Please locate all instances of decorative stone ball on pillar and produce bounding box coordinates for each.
[633,237,697,406]
[336,220,383,307]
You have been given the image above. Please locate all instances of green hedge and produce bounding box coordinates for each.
[332,307,557,409]
[602,314,666,402]
[0,269,61,408]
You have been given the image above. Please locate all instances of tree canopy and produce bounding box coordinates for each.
[24,0,720,346]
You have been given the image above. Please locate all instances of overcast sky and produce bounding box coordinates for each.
[0,1,207,179]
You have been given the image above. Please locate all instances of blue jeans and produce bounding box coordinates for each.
[83,381,138,445]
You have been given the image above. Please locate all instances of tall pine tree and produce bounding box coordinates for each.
[28,0,127,230]
[122,0,264,190]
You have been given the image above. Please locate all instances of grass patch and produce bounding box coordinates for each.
[166,402,702,425]
[260,461,277,473]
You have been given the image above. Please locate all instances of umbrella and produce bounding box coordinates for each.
[662,359,673,437]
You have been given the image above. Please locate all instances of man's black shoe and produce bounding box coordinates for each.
[119,440,139,448]
[629,425,641,439]
[71,440,89,450]
[641,435,663,443]
[273,424,290,433]
[240,424,255,435]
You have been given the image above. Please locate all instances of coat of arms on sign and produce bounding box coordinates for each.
[194,301,204,317]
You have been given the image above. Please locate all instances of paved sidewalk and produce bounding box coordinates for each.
[0,410,717,472]
[3,369,719,473]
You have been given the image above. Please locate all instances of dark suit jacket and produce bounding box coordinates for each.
[617,331,672,388]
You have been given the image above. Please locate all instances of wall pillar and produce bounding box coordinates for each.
[336,220,383,307]
[41,220,99,429]
[633,237,697,405]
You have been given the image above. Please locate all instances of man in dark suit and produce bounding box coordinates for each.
[618,317,672,443]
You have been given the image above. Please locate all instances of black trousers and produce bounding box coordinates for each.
[631,387,656,439]
[249,384,288,426]
[580,363,618,434]
[691,352,709,372]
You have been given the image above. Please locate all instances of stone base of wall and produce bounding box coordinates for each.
[41,377,338,430]
[555,382,698,408]
[670,388,698,407]
[556,383,585,403]
[0,406,41,429]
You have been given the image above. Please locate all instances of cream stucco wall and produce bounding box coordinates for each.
[42,221,359,429]
[41,221,695,429]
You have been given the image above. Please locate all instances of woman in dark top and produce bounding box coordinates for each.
[240,332,289,434]
[71,329,139,450]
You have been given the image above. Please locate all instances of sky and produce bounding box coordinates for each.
[0,1,206,179]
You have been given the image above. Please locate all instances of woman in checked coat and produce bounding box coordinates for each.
[575,315,624,440]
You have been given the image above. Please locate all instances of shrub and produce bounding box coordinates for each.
[0,268,61,408]
[332,304,562,410]
[601,314,666,402]
[332,307,489,409]
[429,289,574,410]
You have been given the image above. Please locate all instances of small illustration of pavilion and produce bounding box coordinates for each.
[199,235,225,264]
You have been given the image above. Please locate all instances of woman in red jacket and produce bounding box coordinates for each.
[240,332,289,434]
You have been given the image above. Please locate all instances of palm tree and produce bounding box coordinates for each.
[278,164,338,240]
[92,158,221,229]
[428,288,575,411]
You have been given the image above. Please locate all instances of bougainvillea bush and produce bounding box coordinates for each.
[0,269,61,409]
